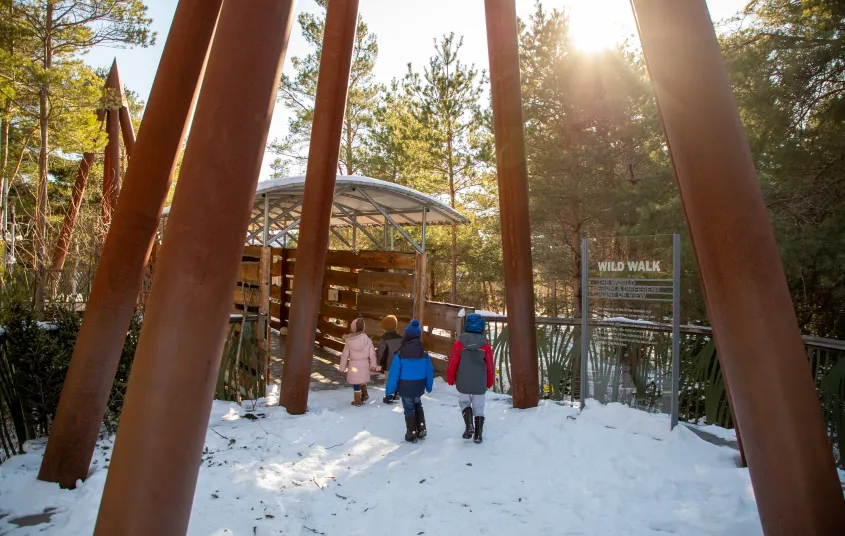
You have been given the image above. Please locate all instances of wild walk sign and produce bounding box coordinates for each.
[580,234,682,429]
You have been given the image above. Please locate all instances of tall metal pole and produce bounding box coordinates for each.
[93,2,296,534]
[282,0,360,415]
[631,1,845,533]
[580,238,588,407]
[670,233,680,429]
[421,206,427,253]
[383,220,388,249]
[38,0,224,489]
[483,0,539,409]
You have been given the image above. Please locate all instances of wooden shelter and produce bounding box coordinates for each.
[159,175,467,251]
[159,174,469,389]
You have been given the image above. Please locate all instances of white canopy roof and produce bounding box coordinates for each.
[160,175,468,251]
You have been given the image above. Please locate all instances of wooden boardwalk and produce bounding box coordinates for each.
[268,332,386,392]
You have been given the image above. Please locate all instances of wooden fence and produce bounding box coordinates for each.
[269,249,420,352]
[228,246,478,378]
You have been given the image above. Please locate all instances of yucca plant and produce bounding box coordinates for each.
[811,346,844,468]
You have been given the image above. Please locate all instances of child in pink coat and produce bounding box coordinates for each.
[339,317,378,406]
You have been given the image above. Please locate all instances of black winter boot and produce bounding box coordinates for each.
[414,403,427,439]
[461,407,474,439]
[473,416,485,444]
[404,416,418,443]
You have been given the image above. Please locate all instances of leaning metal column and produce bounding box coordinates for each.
[93,2,296,534]
[631,1,845,533]
[483,0,540,408]
[38,0,223,489]
[282,0,360,415]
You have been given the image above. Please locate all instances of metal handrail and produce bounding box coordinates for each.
[476,313,845,352]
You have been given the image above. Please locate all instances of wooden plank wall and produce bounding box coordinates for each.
[232,245,271,382]
[268,249,418,352]
[421,301,474,357]
[231,246,472,378]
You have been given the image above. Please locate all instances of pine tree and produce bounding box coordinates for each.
[404,33,491,303]
[720,0,845,338]
[519,5,667,316]
[11,0,153,302]
[271,0,378,177]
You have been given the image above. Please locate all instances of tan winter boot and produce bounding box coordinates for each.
[351,391,362,407]
[361,384,369,402]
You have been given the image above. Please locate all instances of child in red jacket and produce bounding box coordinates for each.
[446,313,494,444]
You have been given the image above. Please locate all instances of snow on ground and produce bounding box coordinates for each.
[0,380,768,535]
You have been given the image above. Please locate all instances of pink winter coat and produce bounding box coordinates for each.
[339,331,377,385]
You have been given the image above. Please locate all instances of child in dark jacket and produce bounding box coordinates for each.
[376,315,403,403]
[446,313,494,444]
[385,319,434,443]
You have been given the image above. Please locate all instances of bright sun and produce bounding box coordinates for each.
[567,0,628,53]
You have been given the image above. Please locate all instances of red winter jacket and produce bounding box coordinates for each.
[446,338,495,389]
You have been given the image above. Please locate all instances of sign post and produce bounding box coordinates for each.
[580,234,681,429]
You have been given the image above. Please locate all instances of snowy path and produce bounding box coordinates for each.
[0,380,773,535]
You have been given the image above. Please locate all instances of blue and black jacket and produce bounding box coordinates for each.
[385,338,434,398]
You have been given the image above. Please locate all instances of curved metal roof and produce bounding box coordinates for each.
[160,175,468,250]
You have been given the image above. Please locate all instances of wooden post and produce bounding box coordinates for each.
[413,252,427,322]
[282,0,360,415]
[38,0,224,489]
[631,0,845,533]
[280,247,290,328]
[259,246,271,384]
[484,0,540,409]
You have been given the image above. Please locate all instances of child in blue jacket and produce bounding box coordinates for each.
[385,319,434,443]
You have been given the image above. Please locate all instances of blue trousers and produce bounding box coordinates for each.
[400,396,422,418]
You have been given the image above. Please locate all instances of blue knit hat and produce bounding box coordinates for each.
[403,319,422,340]
[465,313,485,334]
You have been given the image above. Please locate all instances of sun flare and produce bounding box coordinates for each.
[567,0,628,53]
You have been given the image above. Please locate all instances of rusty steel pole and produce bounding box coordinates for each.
[102,60,123,226]
[119,108,136,158]
[483,0,539,409]
[282,0,360,415]
[106,59,137,159]
[38,0,223,489]
[50,64,117,278]
[631,1,845,533]
[93,1,296,534]
[50,152,95,276]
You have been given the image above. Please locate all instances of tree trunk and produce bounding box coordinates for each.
[450,223,457,303]
[448,136,457,304]
[429,262,436,301]
[51,152,94,277]
[573,254,582,318]
[102,108,121,229]
[34,2,54,308]
[552,278,558,317]
[1,101,9,242]
[345,116,353,175]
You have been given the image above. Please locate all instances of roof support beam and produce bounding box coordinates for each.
[269,217,301,245]
[248,199,302,242]
[331,227,352,249]
[333,202,384,249]
[358,188,422,253]
[262,195,270,245]
[421,206,427,252]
